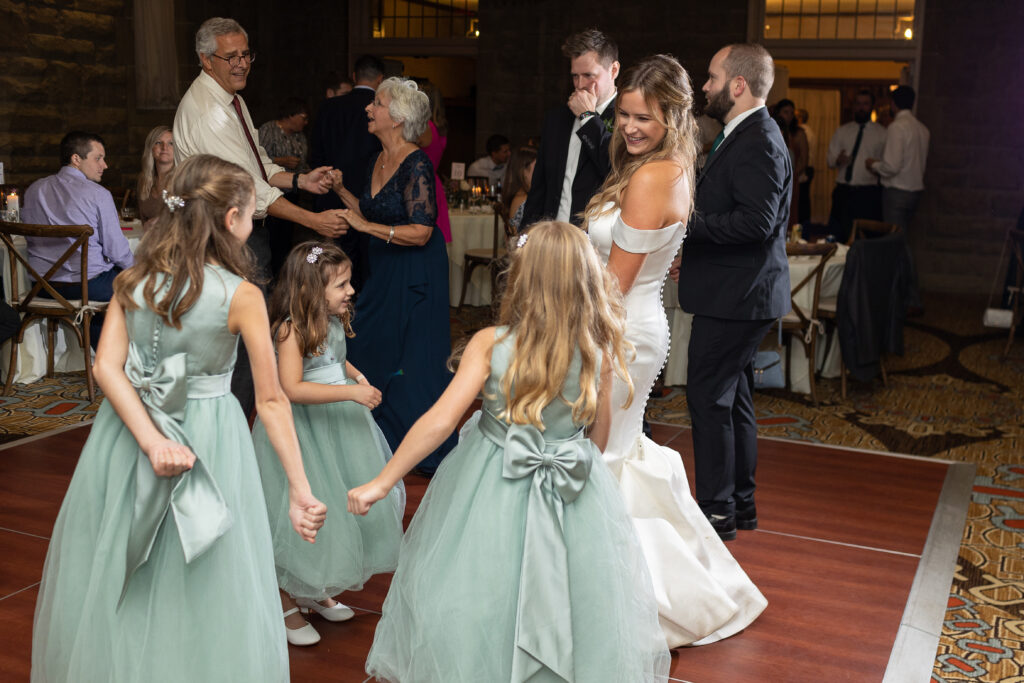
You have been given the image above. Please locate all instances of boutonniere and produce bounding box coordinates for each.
[603,117,615,135]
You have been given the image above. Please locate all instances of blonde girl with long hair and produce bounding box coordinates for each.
[32,154,325,682]
[584,54,767,648]
[348,221,670,682]
[252,241,405,647]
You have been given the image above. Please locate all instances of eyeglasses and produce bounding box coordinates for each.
[209,51,255,68]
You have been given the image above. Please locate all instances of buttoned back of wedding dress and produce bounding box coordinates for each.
[587,203,768,649]
[588,205,686,466]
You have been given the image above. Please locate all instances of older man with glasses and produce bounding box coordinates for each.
[174,16,348,414]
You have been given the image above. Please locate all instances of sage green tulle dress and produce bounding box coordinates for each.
[366,328,670,683]
[32,266,289,683]
[252,318,404,599]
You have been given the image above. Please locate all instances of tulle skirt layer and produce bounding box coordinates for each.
[253,398,405,599]
[32,398,288,683]
[366,413,670,682]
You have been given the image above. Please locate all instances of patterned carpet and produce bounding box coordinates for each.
[2,296,1021,680]
[641,293,1024,683]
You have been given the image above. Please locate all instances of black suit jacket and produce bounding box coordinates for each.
[310,87,381,210]
[678,107,792,320]
[521,98,615,228]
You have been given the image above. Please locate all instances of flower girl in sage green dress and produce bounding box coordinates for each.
[348,221,670,682]
[253,242,405,646]
[31,154,326,683]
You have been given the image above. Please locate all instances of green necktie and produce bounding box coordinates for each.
[707,130,725,160]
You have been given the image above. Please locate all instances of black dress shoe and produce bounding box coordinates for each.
[707,514,737,541]
[736,503,758,531]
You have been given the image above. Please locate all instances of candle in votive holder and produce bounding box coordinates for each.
[8,191,18,213]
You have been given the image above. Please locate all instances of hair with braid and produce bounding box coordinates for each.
[269,241,354,358]
[584,54,699,224]
[114,154,255,326]
[495,221,634,429]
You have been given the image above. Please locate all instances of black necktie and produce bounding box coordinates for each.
[844,123,865,183]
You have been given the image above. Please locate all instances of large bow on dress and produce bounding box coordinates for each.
[119,344,232,604]
[499,419,593,683]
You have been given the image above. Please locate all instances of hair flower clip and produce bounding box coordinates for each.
[516,234,529,249]
[306,246,324,264]
[161,190,185,213]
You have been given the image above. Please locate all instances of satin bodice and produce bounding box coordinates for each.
[482,327,590,441]
[588,205,686,460]
[301,318,352,385]
[125,265,244,376]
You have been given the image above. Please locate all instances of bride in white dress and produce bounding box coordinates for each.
[583,54,767,648]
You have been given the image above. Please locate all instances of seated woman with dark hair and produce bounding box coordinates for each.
[258,97,310,172]
[501,145,537,231]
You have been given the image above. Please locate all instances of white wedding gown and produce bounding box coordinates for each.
[589,206,767,648]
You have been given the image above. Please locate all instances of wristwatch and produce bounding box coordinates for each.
[292,173,300,192]
[579,110,598,121]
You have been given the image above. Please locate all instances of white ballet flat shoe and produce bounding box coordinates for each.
[295,597,356,622]
[283,607,321,646]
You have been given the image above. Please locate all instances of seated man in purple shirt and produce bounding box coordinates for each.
[21,131,135,347]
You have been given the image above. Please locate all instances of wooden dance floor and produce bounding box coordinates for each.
[0,420,968,682]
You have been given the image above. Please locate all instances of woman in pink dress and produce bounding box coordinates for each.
[418,82,451,243]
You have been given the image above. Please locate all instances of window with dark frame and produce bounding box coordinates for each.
[370,0,480,40]
[763,0,916,41]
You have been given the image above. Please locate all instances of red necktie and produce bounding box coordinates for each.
[231,95,268,182]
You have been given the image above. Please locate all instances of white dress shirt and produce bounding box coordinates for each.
[173,71,286,218]
[556,91,616,223]
[466,156,506,185]
[827,120,887,186]
[871,109,929,192]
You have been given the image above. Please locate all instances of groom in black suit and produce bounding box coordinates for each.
[309,54,386,291]
[521,29,619,229]
[676,44,792,541]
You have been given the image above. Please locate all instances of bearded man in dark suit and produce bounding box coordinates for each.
[521,29,619,229]
[675,43,792,541]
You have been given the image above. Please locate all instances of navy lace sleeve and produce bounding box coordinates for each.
[402,151,437,227]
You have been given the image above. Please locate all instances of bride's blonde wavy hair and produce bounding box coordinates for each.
[495,221,633,429]
[584,54,699,222]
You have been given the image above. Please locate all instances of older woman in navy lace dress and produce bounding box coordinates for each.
[332,78,455,473]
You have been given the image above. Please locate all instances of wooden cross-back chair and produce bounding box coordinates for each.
[0,221,107,401]
[458,201,513,311]
[779,242,837,406]
[846,218,899,245]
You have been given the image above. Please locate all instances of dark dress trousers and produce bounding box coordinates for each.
[678,106,792,518]
[521,98,615,229]
[310,87,382,290]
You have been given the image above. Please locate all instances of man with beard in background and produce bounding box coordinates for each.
[672,43,792,541]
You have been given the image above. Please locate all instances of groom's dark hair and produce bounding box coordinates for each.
[561,29,618,67]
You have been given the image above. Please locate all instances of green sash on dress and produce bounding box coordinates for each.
[120,343,233,605]
[478,409,593,683]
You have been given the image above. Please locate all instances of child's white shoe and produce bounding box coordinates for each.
[295,597,355,622]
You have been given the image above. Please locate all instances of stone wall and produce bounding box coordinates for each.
[915,0,1024,294]
[475,0,749,153]
[0,0,134,189]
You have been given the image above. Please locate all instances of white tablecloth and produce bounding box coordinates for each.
[663,243,848,394]
[446,209,503,307]
[1,223,143,385]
